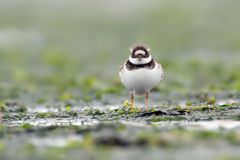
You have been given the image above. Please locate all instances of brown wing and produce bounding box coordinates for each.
[156,62,164,80]
[119,65,124,71]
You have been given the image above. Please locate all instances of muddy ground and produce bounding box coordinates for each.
[1,91,240,160]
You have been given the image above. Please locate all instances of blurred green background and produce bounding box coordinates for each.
[0,0,240,101]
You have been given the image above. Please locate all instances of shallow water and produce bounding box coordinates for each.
[1,93,240,160]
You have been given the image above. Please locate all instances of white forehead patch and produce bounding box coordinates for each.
[134,50,146,55]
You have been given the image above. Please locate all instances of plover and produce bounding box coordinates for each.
[119,43,164,111]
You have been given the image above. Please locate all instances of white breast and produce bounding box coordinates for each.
[119,62,163,95]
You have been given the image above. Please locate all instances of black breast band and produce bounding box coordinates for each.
[126,59,155,70]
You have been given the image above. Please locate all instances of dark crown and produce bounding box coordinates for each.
[130,43,150,53]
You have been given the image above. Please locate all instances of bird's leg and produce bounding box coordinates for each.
[130,93,134,110]
[145,92,149,111]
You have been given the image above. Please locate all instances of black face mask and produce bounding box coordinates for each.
[131,48,149,58]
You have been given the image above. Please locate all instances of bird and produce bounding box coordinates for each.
[119,43,164,111]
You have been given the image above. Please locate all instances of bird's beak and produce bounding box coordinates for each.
[137,54,143,61]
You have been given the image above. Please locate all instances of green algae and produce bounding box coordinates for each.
[21,123,33,130]
[35,112,58,119]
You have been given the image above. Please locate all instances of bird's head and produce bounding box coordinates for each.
[129,43,152,65]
